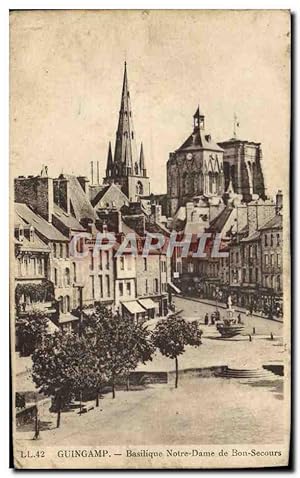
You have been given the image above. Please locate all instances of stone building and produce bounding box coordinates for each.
[103,62,150,201]
[218,138,266,202]
[14,206,54,316]
[167,107,225,217]
[14,202,77,330]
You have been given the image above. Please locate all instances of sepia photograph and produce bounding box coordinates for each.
[10,9,291,469]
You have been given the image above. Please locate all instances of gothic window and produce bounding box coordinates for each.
[135,162,139,175]
[136,181,144,196]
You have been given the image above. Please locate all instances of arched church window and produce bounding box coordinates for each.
[136,181,144,196]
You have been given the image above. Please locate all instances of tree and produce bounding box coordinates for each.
[152,315,202,388]
[86,307,154,399]
[32,331,94,428]
[16,309,48,356]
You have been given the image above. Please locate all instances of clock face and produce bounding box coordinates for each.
[186,153,193,160]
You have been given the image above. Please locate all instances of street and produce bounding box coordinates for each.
[15,295,287,447]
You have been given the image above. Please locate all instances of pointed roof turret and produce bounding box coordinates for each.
[105,141,113,177]
[113,62,137,172]
[139,142,145,172]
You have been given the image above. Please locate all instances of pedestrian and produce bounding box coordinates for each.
[204,313,209,325]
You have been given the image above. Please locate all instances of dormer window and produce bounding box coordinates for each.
[29,226,35,241]
[18,225,24,242]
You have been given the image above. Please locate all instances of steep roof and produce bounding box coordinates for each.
[92,183,129,209]
[207,206,234,233]
[60,174,96,221]
[241,230,261,243]
[259,214,282,231]
[53,204,85,232]
[15,203,67,242]
[177,130,223,153]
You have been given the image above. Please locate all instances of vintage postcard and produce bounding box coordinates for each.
[10,9,291,469]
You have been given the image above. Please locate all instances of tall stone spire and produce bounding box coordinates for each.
[113,62,137,176]
[139,142,146,176]
[105,141,113,178]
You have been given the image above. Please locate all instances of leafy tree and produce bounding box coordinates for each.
[152,315,202,388]
[86,307,154,399]
[15,392,25,409]
[32,331,94,428]
[16,309,48,356]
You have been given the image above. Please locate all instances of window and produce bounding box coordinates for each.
[249,268,253,283]
[32,258,37,275]
[119,282,124,297]
[105,251,110,269]
[58,296,63,313]
[99,276,103,298]
[154,278,159,293]
[120,256,125,270]
[29,226,34,241]
[143,258,147,271]
[277,275,281,291]
[91,276,95,299]
[264,254,269,266]
[66,243,69,258]
[106,275,110,296]
[236,251,239,263]
[89,250,94,271]
[264,235,268,247]
[53,243,57,258]
[277,233,280,246]
[277,254,281,267]
[270,234,274,247]
[65,296,70,313]
[73,263,76,283]
[270,254,274,267]
[145,279,148,294]
[65,268,70,286]
[99,251,103,270]
[54,268,58,286]
[60,243,64,258]
[161,260,166,272]
[126,282,131,295]
[136,181,144,196]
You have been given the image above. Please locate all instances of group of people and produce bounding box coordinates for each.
[204,310,243,326]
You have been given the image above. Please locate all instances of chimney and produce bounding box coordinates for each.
[276,190,283,214]
[90,161,94,185]
[15,175,54,223]
[53,176,70,214]
[77,176,89,194]
[97,161,100,185]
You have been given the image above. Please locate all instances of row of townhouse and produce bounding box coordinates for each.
[171,191,283,318]
[13,173,172,335]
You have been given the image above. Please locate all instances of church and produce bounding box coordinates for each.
[167,107,266,217]
[167,107,225,217]
[103,62,150,202]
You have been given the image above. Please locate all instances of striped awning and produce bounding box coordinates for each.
[122,301,145,315]
[138,298,158,310]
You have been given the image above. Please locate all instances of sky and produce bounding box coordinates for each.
[10,10,290,197]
